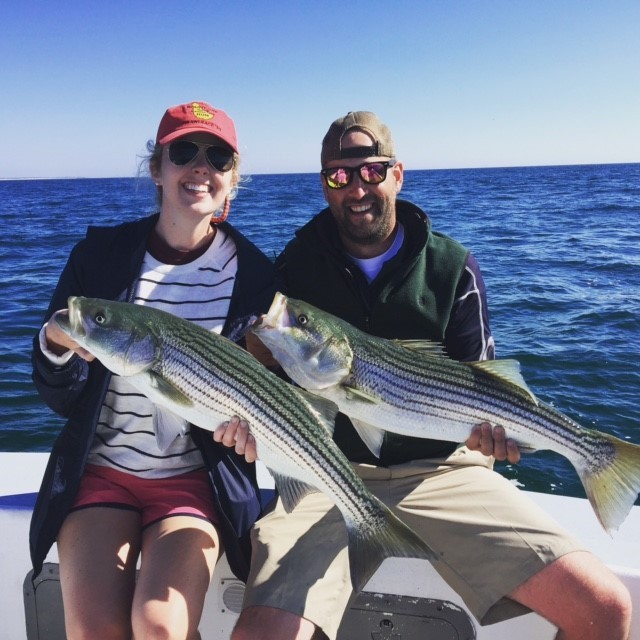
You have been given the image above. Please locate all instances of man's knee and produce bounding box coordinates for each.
[573,560,632,638]
[511,552,632,639]
[596,577,632,636]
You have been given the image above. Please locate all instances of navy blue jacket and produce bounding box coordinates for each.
[31,213,277,581]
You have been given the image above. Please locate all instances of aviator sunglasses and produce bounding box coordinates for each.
[321,160,396,190]
[168,140,235,172]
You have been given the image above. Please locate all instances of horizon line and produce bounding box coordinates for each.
[2,160,639,182]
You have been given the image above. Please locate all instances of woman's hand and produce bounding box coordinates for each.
[45,310,95,361]
[466,422,521,464]
[213,416,258,463]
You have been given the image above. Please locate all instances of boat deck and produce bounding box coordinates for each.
[2,452,639,639]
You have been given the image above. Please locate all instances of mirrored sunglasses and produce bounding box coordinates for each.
[321,160,395,190]
[168,140,235,172]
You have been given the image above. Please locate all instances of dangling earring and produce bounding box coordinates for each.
[212,196,231,224]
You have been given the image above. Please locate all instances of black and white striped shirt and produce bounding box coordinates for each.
[87,229,238,477]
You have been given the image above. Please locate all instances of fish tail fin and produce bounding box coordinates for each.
[346,505,436,592]
[578,435,640,535]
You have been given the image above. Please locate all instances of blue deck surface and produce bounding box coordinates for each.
[0,490,277,511]
[0,493,38,509]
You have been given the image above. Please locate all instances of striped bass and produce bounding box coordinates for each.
[55,296,435,591]
[252,292,640,534]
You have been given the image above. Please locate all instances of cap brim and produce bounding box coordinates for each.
[158,126,238,152]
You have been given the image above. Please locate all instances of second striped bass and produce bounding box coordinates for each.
[252,292,640,534]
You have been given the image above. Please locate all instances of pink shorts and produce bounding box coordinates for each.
[71,464,219,529]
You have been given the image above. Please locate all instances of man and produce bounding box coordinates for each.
[221,111,632,640]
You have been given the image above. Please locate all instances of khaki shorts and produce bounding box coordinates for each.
[242,447,585,639]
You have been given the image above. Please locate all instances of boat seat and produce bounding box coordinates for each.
[337,590,476,639]
[23,563,476,640]
[23,564,66,640]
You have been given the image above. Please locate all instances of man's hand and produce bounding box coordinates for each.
[466,422,521,464]
[213,416,258,463]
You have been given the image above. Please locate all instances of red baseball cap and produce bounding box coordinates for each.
[156,101,238,152]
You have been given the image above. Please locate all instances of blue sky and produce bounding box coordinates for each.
[1,0,638,178]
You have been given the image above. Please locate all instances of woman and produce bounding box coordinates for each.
[31,101,277,639]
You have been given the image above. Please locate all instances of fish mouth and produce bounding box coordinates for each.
[54,296,85,339]
[261,292,289,330]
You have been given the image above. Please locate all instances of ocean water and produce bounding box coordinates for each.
[1,164,639,502]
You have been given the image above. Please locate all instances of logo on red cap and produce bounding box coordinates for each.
[191,102,215,121]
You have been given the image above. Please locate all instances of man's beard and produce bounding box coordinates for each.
[337,199,395,249]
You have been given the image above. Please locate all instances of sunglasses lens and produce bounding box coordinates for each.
[168,141,234,171]
[206,147,235,172]
[168,140,199,166]
[324,167,352,189]
[323,162,392,189]
[360,162,387,184]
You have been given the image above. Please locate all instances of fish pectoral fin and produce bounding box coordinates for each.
[469,359,539,405]
[270,472,318,513]
[149,373,193,406]
[343,385,380,404]
[295,388,340,436]
[154,406,189,451]
[394,339,447,357]
[350,418,384,458]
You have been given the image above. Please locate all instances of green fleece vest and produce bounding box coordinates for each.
[278,201,469,464]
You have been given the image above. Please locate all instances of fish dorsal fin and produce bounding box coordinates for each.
[470,359,538,405]
[154,406,189,451]
[270,471,318,513]
[294,387,340,436]
[394,339,447,357]
[350,417,385,458]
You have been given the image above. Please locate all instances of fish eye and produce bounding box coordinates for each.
[297,314,308,326]
[94,312,106,324]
